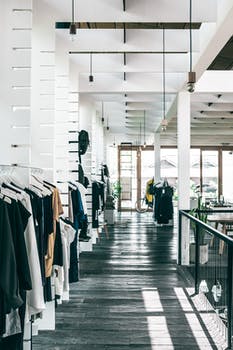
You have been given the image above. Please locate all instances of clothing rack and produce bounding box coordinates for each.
[0,164,43,174]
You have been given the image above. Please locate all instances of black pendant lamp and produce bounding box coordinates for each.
[89,53,94,83]
[101,102,104,124]
[106,116,110,131]
[69,0,77,40]
[187,0,196,93]
[161,27,168,132]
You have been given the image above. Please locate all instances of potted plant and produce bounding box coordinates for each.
[112,180,121,199]
[190,196,209,264]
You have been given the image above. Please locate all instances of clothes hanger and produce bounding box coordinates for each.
[43,180,56,188]
[0,187,18,201]
[2,182,22,194]
[31,176,51,195]
[0,193,12,204]
[68,181,77,190]
[27,185,43,198]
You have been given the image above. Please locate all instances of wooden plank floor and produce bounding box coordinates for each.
[33,213,220,350]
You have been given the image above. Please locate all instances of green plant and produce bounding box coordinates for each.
[190,196,208,245]
[112,180,122,199]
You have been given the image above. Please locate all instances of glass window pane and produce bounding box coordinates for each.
[160,148,178,188]
[141,149,154,198]
[202,150,218,200]
[190,149,200,197]
[222,151,233,203]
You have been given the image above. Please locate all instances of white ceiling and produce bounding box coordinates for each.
[52,0,233,146]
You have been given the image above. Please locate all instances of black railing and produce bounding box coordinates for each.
[179,209,233,349]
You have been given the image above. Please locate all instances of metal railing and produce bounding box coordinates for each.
[179,209,233,349]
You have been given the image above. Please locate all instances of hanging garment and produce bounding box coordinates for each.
[54,219,76,298]
[45,188,63,278]
[153,183,173,224]
[78,130,90,157]
[92,181,101,229]
[0,199,23,337]
[18,192,45,322]
[145,178,154,206]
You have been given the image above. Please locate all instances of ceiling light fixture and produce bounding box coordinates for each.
[161,27,168,132]
[89,52,94,83]
[69,0,77,40]
[187,0,196,93]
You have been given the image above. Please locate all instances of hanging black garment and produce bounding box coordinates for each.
[2,200,31,350]
[69,230,79,283]
[78,130,90,156]
[25,189,45,285]
[0,199,23,337]
[69,188,85,283]
[53,221,63,267]
[154,185,173,224]
[78,164,85,186]
[92,181,101,229]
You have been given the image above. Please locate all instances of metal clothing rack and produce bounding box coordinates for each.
[0,164,43,174]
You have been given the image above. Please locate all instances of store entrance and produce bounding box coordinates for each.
[118,145,154,211]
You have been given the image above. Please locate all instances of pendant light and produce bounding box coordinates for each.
[69,0,77,40]
[106,115,110,131]
[101,102,104,124]
[143,110,146,148]
[89,53,94,83]
[187,0,196,93]
[161,27,168,132]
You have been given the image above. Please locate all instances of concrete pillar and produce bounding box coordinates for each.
[31,0,57,180]
[177,91,191,265]
[154,132,161,183]
[0,0,31,172]
[79,94,95,177]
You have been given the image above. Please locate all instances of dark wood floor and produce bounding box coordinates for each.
[33,213,220,350]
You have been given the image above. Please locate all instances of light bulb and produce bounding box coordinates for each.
[187,71,196,93]
[161,119,168,132]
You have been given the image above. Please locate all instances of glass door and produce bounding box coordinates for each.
[119,148,137,210]
[140,149,155,199]
[118,146,155,211]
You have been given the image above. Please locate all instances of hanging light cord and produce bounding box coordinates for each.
[189,0,192,72]
[90,53,92,76]
[162,27,166,120]
[72,0,75,23]
[144,110,146,144]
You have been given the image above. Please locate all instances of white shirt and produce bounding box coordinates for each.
[59,220,76,294]
[18,192,45,322]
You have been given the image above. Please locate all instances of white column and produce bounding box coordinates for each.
[154,132,161,183]
[177,91,191,265]
[31,0,57,180]
[0,0,32,170]
[54,36,70,213]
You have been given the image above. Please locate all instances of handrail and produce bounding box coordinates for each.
[180,210,233,246]
[179,209,233,349]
